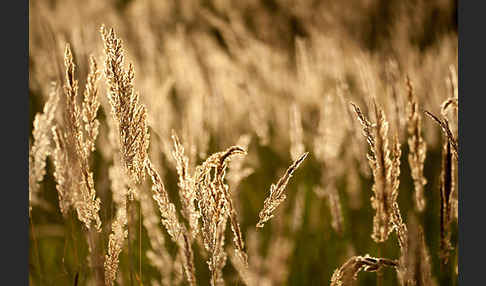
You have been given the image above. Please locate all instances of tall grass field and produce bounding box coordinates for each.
[29,0,458,285]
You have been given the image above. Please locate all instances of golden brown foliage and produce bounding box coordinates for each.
[100,25,149,186]
[257,152,309,228]
[193,146,246,285]
[29,2,458,284]
[29,83,59,214]
[145,158,196,285]
[352,103,401,242]
[51,44,102,231]
[405,77,428,212]
[171,131,200,238]
[331,255,398,286]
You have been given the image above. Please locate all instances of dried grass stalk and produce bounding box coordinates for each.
[52,126,72,215]
[424,109,457,264]
[140,187,173,285]
[101,25,198,285]
[391,202,408,254]
[82,56,101,153]
[57,44,102,231]
[182,233,197,284]
[369,104,393,242]
[104,199,128,286]
[193,146,246,285]
[350,103,375,160]
[100,25,149,185]
[29,82,59,214]
[104,152,130,286]
[256,152,308,228]
[145,158,183,242]
[424,111,458,159]
[331,255,398,286]
[227,134,254,192]
[352,102,401,242]
[145,158,196,286]
[171,131,200,238]
[405,77,427,212]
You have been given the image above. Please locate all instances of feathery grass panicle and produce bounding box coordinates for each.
[193,146,246,285]
[29,10,459,284]
[227,134,254,191]
[352,102,400,242]
[29,82,59,214]
[52,126,72,215]
[104,199,128,286]
[256,152,308,228]
[145,158,197,285]
[331,255,398,286]
[171,131,200,238]
[227,198,249,268]
[171,132,199,284]
[52,43,105,286]
[101,25,150,185]
[227,136,255,267]
[82,56,101,153]
[350,102,375,161]
[104,153,130,286]
[140,187,173,285]
[389,202,409,285]
[371,106,401,242]
[391,133,402,196]
[391,202,408,254]
[145,158,183,242]
[63,44,83,154]
[60,44,102,231]
[182,232,197,285]
[101,25,198,284]
[405,77,428,212]
[75,170,102,232]
[424,111,458,160]
[221,147,250,268]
